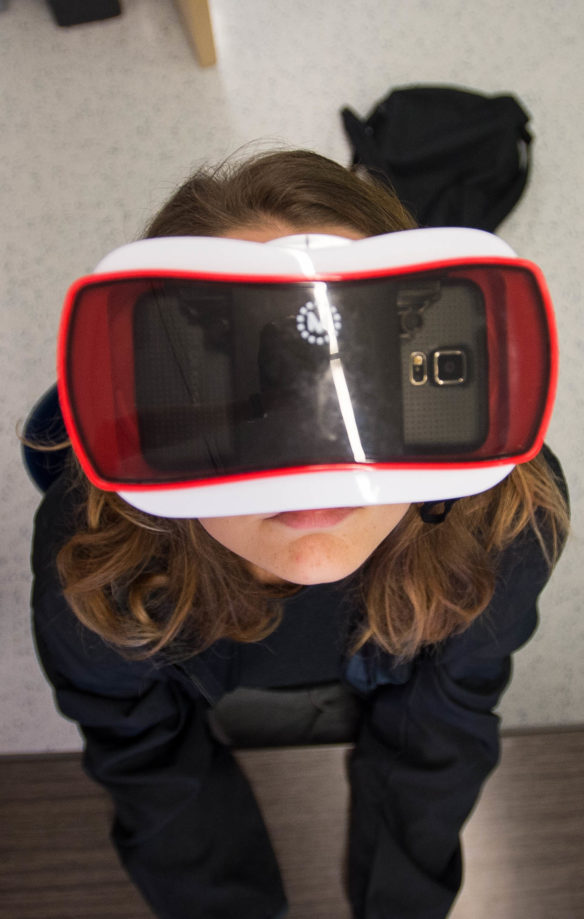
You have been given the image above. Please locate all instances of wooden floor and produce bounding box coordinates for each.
[1,730,583,919]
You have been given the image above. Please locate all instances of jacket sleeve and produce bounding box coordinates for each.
[347,474,567,918]
[31,485,287,919]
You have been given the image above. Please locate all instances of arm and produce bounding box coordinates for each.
[31,483,286,919]
[347,488,565,918]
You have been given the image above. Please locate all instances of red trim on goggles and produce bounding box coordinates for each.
[57,240,557,504]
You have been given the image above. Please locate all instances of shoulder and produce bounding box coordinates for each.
[434,443,568,666]
[32,470,86,558]
[31,471,87,623]
[31,473,156,689]
[539,443,569,503]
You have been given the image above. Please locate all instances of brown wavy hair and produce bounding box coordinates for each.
[56,149,569,662]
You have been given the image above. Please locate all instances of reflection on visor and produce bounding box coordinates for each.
[133,278,403,476]
[61,263,553,487]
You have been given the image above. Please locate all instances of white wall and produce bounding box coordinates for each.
[1,0,582,752]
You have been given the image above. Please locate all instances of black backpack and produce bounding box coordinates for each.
[341,85,532,231]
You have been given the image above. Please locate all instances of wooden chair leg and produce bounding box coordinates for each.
[173,0,217,67]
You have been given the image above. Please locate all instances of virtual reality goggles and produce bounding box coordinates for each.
[58,228,557,518]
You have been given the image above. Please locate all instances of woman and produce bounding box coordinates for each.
[32,150,568,919]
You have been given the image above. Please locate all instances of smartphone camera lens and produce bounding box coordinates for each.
[433,349,466,385]
[409,351,427,385]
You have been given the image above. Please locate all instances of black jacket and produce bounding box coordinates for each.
[31,451,566,919]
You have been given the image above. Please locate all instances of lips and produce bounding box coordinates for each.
[268,507,356,530]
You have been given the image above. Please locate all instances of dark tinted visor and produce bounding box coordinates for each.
[60,263,555,487]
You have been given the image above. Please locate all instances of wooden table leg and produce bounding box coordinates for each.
[174,0,217,67]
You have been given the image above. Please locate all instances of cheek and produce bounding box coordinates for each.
[198,516,259,559]
[199,516,253,552]
[198,516,294,584]
[343,504,410,563]
[365,503,411,541]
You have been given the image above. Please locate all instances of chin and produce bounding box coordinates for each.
[278,558,362,586]
[295,572,351,586]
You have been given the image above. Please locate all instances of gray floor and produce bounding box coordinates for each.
[1,730,583,919]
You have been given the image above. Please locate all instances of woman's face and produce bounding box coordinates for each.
[199,220,411,585]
